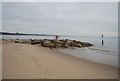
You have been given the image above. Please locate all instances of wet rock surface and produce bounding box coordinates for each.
[12,39,93,48]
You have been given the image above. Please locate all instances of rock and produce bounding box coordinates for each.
[14,40,19,43]
[40,40,44,46]
[67,39,73,43]
[75,43,82,47]
[68,40,82,47]
[31,39,41,45]
[64,44,70,48]
[81,42,93,47]
[42,39,55,48]
[14,39,93,48]
[44,39,52,43]
[43,43,55,48]
[55,43,62,47]
[14,40,26,43]
[25,39,32,44]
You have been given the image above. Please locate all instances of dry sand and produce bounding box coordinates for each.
[2,40,118,79]
[0,40,2,80]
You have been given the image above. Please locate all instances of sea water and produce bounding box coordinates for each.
[57,35,118,66]
[1,35,119,66]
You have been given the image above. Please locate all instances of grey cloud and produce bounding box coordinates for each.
[2,2,118,37]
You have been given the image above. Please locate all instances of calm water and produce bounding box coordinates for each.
[1,35,119,66]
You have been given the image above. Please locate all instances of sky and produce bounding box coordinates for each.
[2,0,119,2]
[0,2,1,31]
[2,2,118,37]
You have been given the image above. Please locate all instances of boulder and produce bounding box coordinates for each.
[67,39,73,43]
[54,43,62,47]
[14,40,26,43]
[81,42,93,47]
[14,40,20,43]
[64,44,70,48]
[75,43,82,48]
[43,43,55,48]
[44,39,52,44]
[31,39,41,45]
[42,39,55,48]
[25,39,32,44]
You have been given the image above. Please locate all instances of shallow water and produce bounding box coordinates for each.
[55,47,118,66]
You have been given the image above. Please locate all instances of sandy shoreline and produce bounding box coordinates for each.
[0,40,2,80]
[2,40,118,79]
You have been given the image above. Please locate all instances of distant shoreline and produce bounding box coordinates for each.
[0,32,57,36]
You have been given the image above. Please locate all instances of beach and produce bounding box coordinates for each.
[0,40,2,80]
[2,39,118,79]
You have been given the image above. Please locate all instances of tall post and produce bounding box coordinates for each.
[102,35,104,45]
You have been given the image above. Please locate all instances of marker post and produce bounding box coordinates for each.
[102,35,104,45]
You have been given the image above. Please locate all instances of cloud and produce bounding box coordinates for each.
[2,0,119,2]
[2,2,118,37]
[0,2,1,31]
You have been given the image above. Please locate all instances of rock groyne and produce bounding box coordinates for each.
[13,39,93,48]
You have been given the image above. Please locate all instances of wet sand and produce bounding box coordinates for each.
[2,40,118,79]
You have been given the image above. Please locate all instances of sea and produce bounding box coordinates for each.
[1,35,119,67]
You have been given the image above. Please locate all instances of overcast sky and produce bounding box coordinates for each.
[2,2,118,37]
